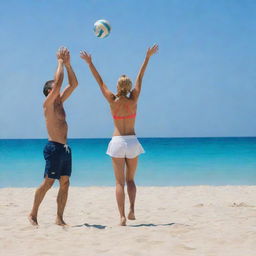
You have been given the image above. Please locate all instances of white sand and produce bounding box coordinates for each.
[0,186,256,256]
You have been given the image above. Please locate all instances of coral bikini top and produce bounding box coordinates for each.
[113,103,136,120]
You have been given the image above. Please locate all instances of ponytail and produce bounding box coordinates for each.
[116,75,132,98]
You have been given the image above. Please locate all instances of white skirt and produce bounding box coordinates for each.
[106,135,145,159]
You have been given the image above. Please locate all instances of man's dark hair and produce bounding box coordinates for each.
[43,80,54,96]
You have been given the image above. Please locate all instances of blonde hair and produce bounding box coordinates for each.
[116,75,132,97]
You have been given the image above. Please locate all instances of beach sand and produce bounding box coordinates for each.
[0,186,256,256]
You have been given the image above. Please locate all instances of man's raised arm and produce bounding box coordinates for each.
[44,48,65,105]
[60,48,78,102]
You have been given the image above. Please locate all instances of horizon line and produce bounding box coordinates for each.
[0,136,255,140]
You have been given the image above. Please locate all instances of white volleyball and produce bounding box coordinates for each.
[94,19,111,38]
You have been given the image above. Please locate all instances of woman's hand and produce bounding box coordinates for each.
[80,51,92,64]
[146,44,159,58]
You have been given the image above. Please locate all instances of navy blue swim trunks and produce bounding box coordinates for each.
[43,141,72,179]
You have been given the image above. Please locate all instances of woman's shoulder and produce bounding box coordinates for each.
[112,96,136,104]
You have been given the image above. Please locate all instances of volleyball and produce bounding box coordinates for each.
[94,19,111,38]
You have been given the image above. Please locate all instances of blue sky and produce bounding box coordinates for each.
[0,0,255,138]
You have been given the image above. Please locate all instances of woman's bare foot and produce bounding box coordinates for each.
[120,216,126,226]
[56,217,67,226]
[128,211,136,220]
[28,214,38,226]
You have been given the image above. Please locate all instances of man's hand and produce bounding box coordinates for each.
[146,44,159,58]
[63,48,71,66]
[56,47,68,63]
[80,51,92,64]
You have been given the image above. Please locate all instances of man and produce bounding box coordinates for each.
[29,47,78,226]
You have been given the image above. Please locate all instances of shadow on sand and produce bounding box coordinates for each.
[72,222,180,229]
[128,222,175,228]
[72,223,107,229]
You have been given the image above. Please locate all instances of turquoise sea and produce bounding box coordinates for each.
[0,137,255,187]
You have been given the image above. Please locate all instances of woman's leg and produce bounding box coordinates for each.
[112,157,126,226]
[125,157,138,220]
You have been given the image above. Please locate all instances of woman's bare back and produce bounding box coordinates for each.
[110,96,137,136]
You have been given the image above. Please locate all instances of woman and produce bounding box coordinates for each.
[80,44,158,226]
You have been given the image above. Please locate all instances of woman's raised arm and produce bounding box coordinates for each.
[132,44,159,100]
[80,51,115,102]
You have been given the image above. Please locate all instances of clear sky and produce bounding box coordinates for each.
[0,0,255,138]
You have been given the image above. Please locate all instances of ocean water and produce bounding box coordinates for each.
[0,137,255,187]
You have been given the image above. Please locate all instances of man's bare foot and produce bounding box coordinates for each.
[128,211,136,220]
[28,214,38,226]
[56,217,67,226]
[120,216,126,226]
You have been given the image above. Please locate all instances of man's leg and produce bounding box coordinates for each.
[29,177,55,225]
[56,176,70,226]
